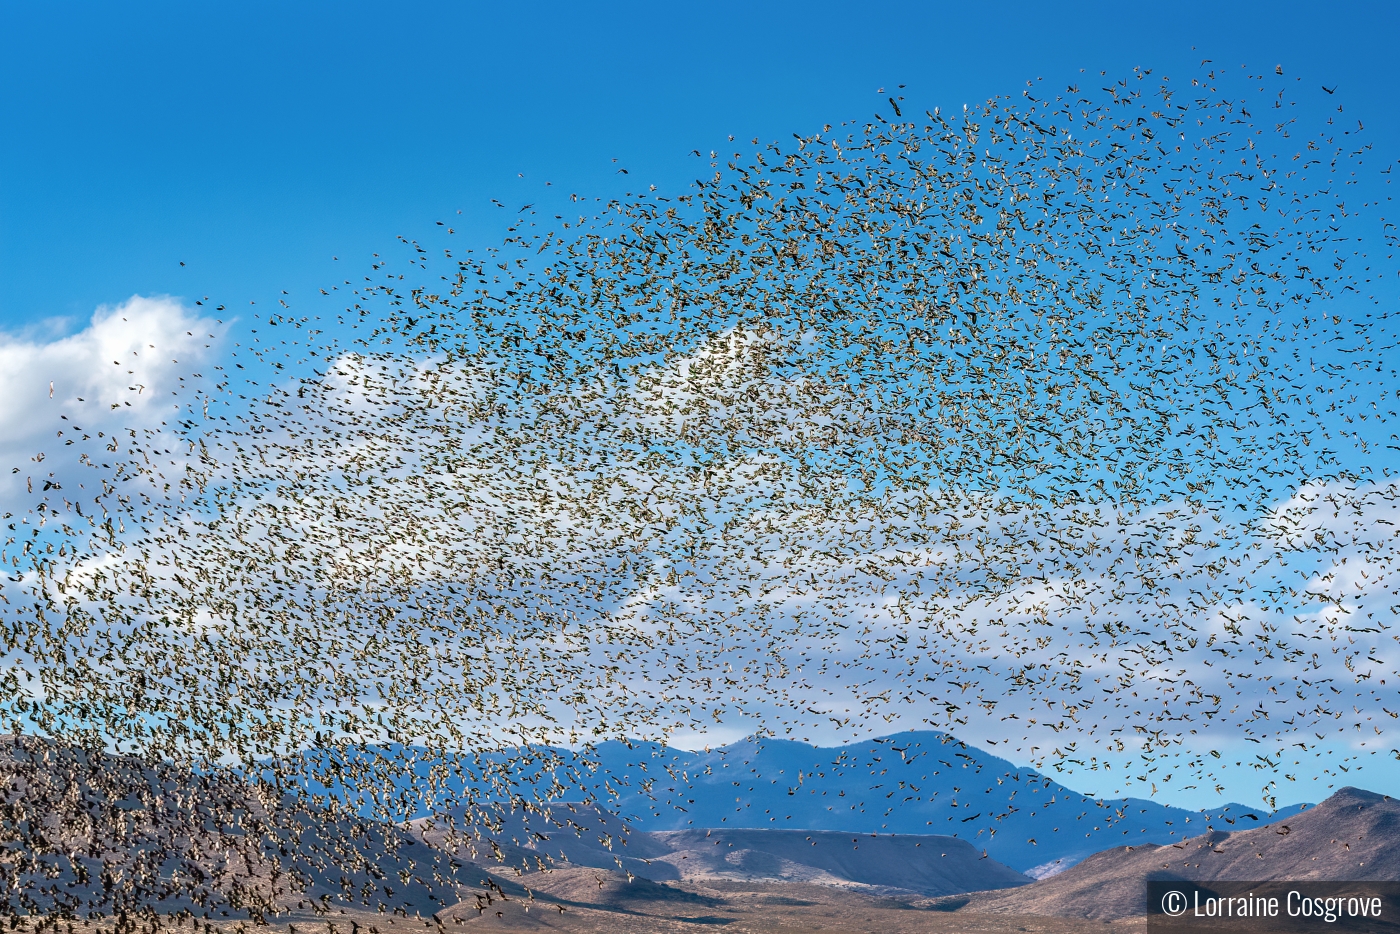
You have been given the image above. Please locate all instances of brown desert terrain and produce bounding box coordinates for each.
[3,737,1395,934]
[946,787,1400,921]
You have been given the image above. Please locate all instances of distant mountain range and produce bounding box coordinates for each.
[585,731,1306,874]
[314,731,1302,875]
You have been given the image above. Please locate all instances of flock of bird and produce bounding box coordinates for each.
[0,63,1398,922]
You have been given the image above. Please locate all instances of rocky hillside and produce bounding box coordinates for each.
[0,735,475,920]
[947,787,1399,920]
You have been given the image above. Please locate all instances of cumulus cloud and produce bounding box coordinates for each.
[0,296,222,507]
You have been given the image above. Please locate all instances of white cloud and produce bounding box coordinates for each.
[0,296,223,508]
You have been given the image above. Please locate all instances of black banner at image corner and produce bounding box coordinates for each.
[1147,881,1400,932]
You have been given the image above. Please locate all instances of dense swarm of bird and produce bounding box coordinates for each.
[0,63,1398,922]
[0,735,469,922]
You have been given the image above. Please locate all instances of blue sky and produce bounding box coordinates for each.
[3,0,1399,331]
[4,1,1400,811]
